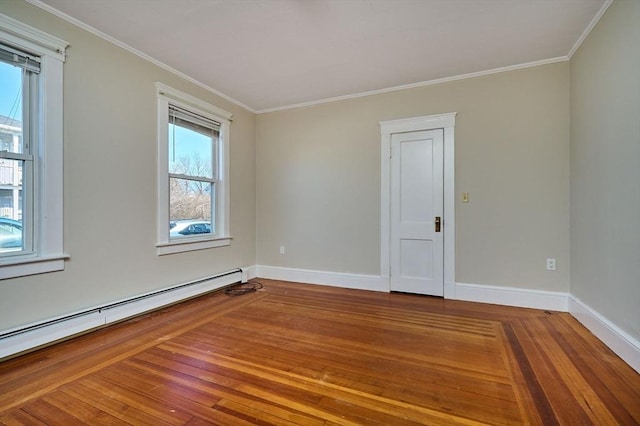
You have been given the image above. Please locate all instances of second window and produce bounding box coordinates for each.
[168,105,219,240]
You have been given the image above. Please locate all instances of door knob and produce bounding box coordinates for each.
[435,216,441,232]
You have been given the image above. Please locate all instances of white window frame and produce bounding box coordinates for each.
[0,14,68,279]
[155,83,232,255]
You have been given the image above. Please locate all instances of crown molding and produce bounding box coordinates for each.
[568,0,614,58]
[256,56,568,114]
[24,0,603,116]
[24,0,256,113]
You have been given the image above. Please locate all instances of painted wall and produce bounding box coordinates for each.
[570,0,640,341]
[256,62,570,292]
[0,1,256,331]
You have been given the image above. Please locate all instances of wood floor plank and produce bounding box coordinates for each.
[544,314,640,423]
[20,399,89,426]
[161,340,518,425]
[104,363,295,425]
[507,319,592,425]
[495,322,546,426]
[41,390,127,425]
[522,317,621,425]
[61,379,183,425]
[213,398,305,426]
[123,350,328,425]
[0,408,49,426]
[1,279,638,425]
[207,309,505,378]
[95,365,261,426]
[172,326,521,423]
[0,292,267,413]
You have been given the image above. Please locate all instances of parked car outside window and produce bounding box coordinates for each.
[169,220,211,238]
[0,217,22,249]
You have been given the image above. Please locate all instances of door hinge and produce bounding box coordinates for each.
[389,145,392,158]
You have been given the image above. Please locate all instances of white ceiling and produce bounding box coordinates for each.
[32,0,608,112]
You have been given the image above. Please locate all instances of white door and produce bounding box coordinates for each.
[390,129,444,296]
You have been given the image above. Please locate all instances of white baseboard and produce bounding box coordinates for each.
[242,265,258,282]
[569,295,640,374]
[454,282,569,312]
[0,269,243,359]
[254,267,570,311]
[255,265,388,292]
[4,264,637,375]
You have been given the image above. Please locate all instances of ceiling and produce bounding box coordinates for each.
[32,0,608,113]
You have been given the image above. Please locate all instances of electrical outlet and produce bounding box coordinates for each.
[546,258,556,271]
[279,246,285,255]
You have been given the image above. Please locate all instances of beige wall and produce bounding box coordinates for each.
[570,0,640,340]
[257,63,570,292]
[0,1,256,330]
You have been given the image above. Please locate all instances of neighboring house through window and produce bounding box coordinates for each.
[155,83,232,255]
[0,14,67,279]
[0,116,23,222]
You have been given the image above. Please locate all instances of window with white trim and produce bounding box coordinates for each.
[0,44,34,256]
[156,83,232,255]
[0,15,67,279]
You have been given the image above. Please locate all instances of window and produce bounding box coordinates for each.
[156,83,232,255]
[0,41,35,256]
[0,14,67,279]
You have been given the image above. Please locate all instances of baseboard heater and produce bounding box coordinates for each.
[0,267,245,359]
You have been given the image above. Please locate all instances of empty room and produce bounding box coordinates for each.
[0,0,638,424]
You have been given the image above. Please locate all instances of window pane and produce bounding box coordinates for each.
[0,60,26,255]
[0,176,24,253]
[169,177,212,238]
[0,60,24,154]
[0,158,22,186]
[168,122,213,179]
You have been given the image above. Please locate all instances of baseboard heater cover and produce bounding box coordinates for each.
[0,268,243,359]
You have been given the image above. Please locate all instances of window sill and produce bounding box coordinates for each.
[156,236,231,256]
[0,253,69,280]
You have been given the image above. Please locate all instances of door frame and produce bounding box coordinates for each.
[380,113,456,298]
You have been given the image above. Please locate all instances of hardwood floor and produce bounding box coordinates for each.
[1,279,638,425]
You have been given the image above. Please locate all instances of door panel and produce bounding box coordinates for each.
[390,129,444,296]
[400,239,433,279]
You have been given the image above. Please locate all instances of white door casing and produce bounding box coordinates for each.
[380,113,456,298]
[390,129,444,295]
